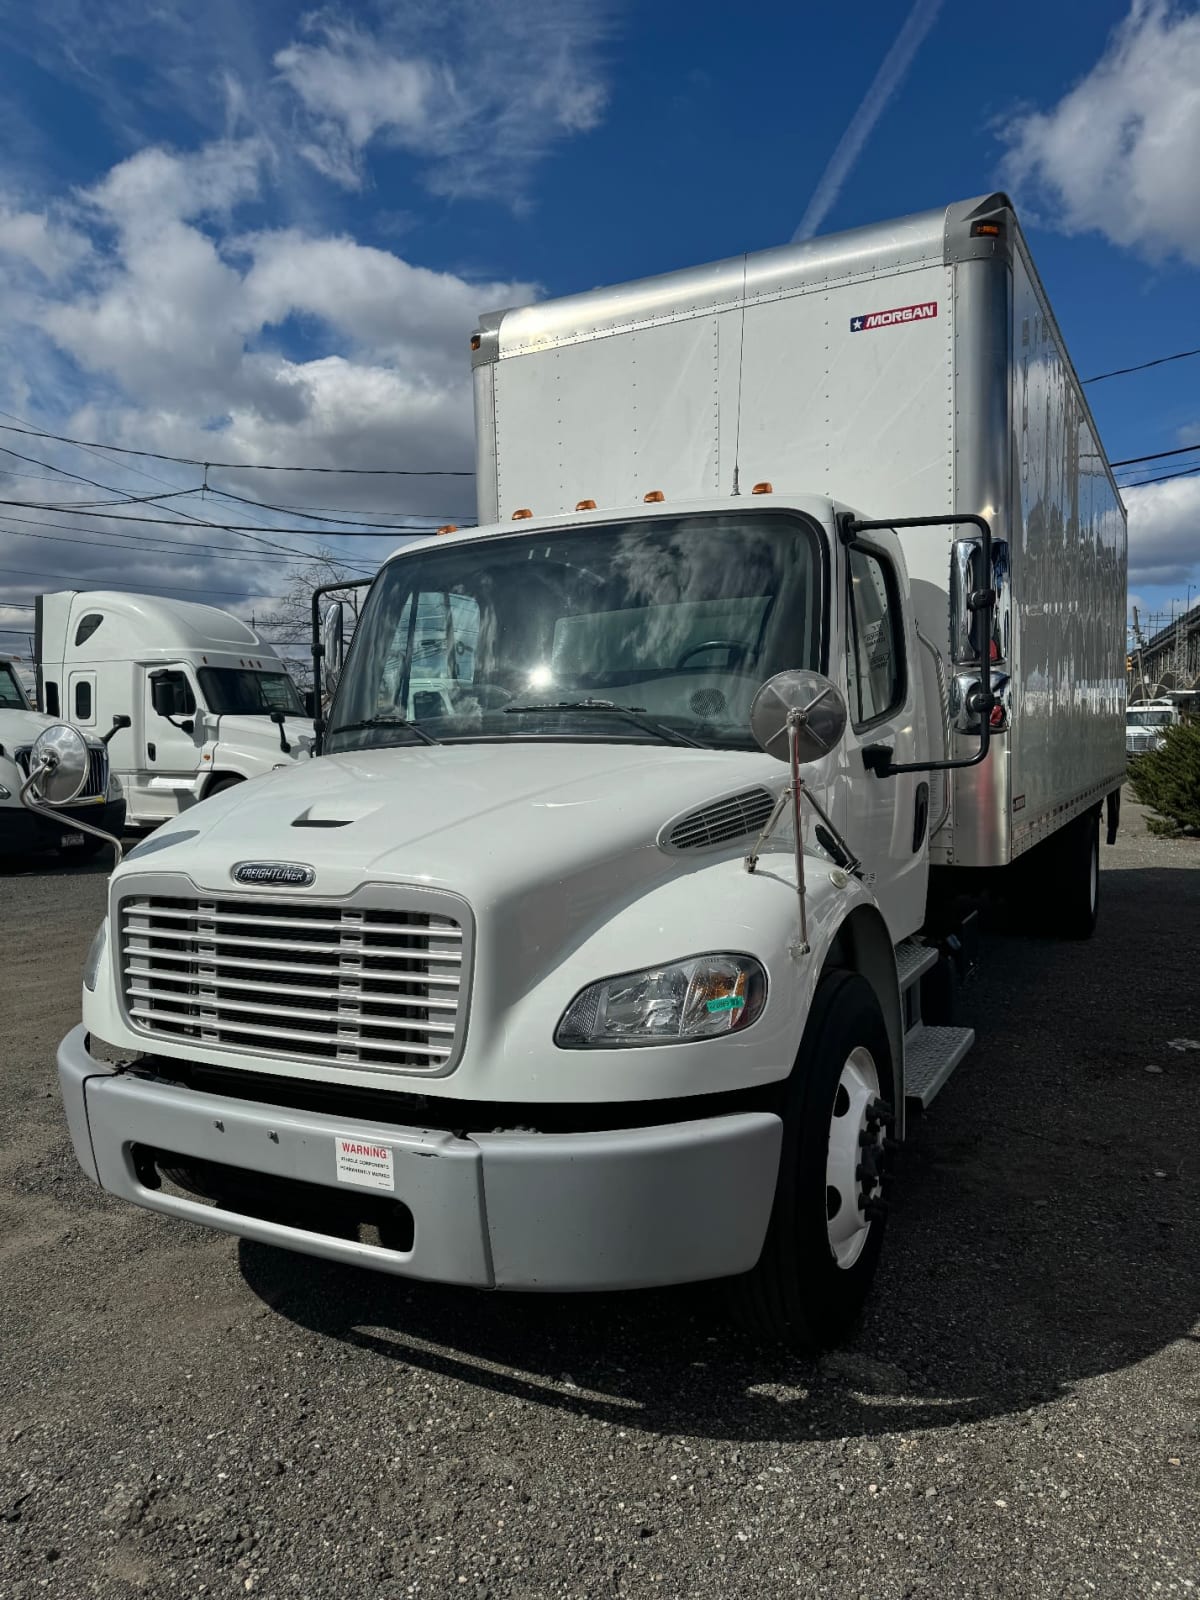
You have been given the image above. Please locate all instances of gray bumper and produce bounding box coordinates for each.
[58,1026,782,1291]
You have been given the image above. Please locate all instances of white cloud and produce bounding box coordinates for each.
[1125,474,1200,583]
[1000,1,1200,264]
[0,138,538,625]
[274,1,614,200]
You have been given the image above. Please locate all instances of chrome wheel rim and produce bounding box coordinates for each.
[825,1046,883,1270]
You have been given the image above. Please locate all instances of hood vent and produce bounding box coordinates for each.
[662,786,777,852]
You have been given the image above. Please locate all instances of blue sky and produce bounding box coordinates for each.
[1,0,1198,662]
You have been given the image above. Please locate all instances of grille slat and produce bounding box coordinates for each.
[119,893,468,1074]
[666,787,777,851]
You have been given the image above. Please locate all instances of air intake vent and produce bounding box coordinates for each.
[663,787,777,852]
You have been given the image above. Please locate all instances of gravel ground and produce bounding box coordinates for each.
[1,797,1197,1599]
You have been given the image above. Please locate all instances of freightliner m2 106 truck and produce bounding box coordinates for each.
[36,590,311,830]
[43,194,1126,1347]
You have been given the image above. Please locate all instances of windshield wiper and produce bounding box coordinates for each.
[503,699,703,748]
[329,716,441,746]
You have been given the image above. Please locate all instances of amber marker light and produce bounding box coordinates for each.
[436,524,458,536]
[470,334,482,350]
[644,490,665,502]
[751,481,774,495]
[512,508,533,519]
[575,499,597,511]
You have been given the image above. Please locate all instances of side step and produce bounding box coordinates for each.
[895,937,938,992]
[904,1023,975,1109]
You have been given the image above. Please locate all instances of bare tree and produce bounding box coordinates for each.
[254,547,371,690]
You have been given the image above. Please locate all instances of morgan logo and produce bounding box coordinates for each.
[232,861,315,887]
[850,301,938,333]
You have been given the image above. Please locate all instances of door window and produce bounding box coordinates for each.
[847,547,904,727]
[74,679,93,722]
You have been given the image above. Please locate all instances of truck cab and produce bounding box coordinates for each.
[0,654,126,857]
[36,591,311,828]
[1126,700,1178,754]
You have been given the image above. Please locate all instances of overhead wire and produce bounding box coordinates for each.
[1083,346,1200,384]
[0,420,474,475]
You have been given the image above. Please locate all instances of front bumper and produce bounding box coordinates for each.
[0,796,126,854]
[58,1026,782,1291]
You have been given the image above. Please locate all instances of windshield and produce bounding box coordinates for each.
[0,663,29,709]
[1127,709,1174,727]
[327,511,822,753]
[198,667,304,717]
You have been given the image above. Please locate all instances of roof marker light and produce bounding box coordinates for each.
[752,481,774,495]
[575,499,597,511]
[644,490,665,503]
[436,524,458,536]
[971,220,1003,238]
[512,508,533,520]
[470,334,482,351]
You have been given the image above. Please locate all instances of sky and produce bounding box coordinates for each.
[1,0,1198,671]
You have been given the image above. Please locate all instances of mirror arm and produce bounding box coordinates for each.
[18,761,123,865]
[101,714,132,748]
[837,511,996,777]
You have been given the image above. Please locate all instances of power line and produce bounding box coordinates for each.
[1119,462,1200,490]
[0,517,377,571]
[0,497,432,537]
[1083,346,1200,384]
[0,420,474,476]
[0,563,286,601]
[1111,442,1200,469]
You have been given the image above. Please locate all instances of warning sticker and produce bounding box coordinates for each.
[850,301,938,333]
[334,1136,395,1191]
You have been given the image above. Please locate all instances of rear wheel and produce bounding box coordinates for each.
[1044,810,1100,940]
[203,774,243,801]
[730,970,894,1349]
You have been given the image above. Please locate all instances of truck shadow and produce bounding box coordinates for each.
[238,859,1198,1443]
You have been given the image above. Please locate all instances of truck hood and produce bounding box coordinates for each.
[123,741,785,904]
[213,713,313,758]
[0,707,71,748]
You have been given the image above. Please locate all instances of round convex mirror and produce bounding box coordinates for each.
[27,723,91,805]
[750,671,848,765]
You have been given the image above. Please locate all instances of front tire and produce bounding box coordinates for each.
[730,970,894,1350]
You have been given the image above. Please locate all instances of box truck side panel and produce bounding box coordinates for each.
[492,316,723,515]
[1008,239,1126,856]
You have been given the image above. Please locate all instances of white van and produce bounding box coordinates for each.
[36,591,311,828]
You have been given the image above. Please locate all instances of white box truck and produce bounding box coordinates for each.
[46,194,1126,1348]
[36,590,312,829]
[1,653,126,858]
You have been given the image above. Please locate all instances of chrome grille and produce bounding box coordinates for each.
[665,787,777,851]
[14,743,108,802]
[118,893,468,1074]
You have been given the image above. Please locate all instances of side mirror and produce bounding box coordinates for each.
[750,670,848,765]
[18,723,124,865]
[322,602,345,688]
[150,673,185,718]
[950,538,1008,666]
[101,713,132,747]
[270,708,291,754]
[23,724,91,805]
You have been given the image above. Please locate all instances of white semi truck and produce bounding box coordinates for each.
[41,194,1126,1348]
[35,590,311,829]
[1,654,126,858]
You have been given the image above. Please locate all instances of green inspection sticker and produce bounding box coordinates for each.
[706,994,746,1014]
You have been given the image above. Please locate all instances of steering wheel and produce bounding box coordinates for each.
[447,681,513,710]
[675,639,751,670]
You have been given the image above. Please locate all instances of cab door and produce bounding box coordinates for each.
[141,665,202,821]
[836,536,928,942]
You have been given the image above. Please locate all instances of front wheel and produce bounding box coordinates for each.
[729,970,894,1350]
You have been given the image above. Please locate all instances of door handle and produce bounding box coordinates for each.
[147,742,157,762]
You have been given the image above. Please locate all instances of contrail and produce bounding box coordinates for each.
[793,0,945,242]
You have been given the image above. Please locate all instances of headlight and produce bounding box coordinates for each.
[107,769,123,799]
[556,954,767,1048]
[83,919,108,993]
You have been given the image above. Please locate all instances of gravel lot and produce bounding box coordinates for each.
[1,797,1197,1599]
